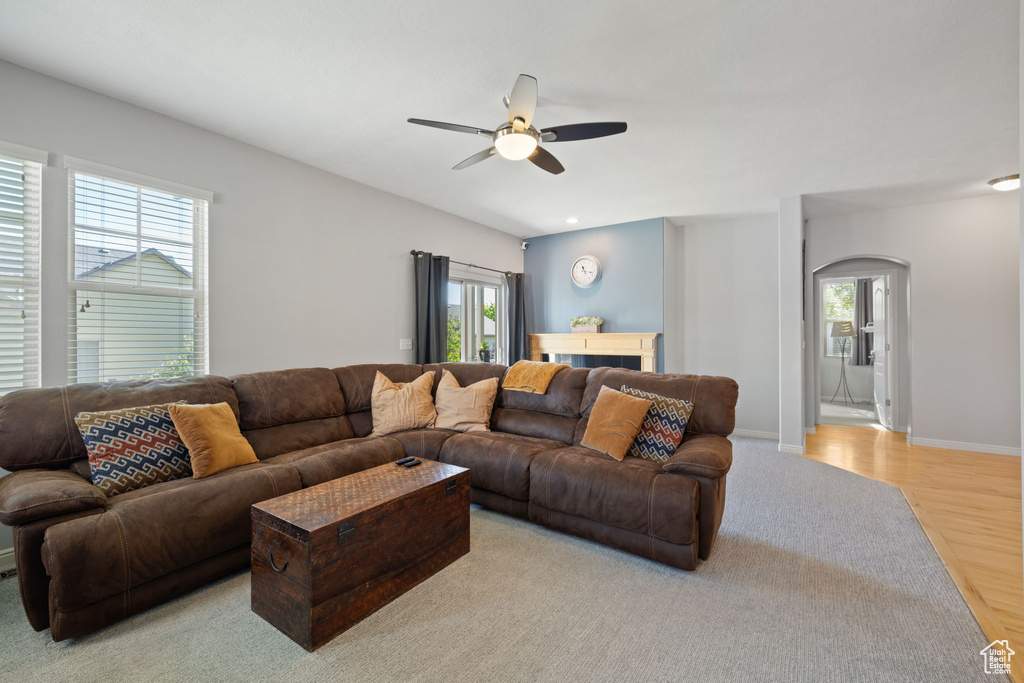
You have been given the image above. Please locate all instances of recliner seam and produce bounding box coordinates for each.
[45,538,58,633]
[2,494,106,516]
[252,375,273,428]
[107,509,131,617]
[647,475,656,559]
[256,468,279,498]
[200,375,218,404]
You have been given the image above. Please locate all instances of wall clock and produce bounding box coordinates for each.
[571,255,602,288]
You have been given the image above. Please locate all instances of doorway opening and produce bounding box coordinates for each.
[811,257,910,433]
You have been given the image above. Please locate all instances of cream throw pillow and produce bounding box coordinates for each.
[434,370,499,432]
[370,370,437,436]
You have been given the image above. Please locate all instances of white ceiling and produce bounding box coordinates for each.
[0,1,1017,236]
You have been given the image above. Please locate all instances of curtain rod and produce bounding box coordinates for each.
[410,250,513,276]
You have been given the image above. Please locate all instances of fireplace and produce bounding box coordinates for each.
[529,333,659,372]
[547,354,642,371]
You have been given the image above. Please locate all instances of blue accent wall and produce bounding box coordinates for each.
[524,218,666,371]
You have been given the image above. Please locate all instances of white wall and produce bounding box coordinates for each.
[779,197,806,452]
[820,357,873,403]
[807,192,1021,453]
[675,214,780,437]
[0,60,524,555]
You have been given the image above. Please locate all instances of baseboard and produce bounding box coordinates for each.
[806,426,816,435]
[732,429,779,440]
[0,546,13,571]
[906,436,1021,457]
[778,443,805,454]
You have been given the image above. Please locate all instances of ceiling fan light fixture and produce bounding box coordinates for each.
[988,174,1020,191]
[493,127,538,161]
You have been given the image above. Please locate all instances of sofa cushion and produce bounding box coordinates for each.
[370,371,437,436]
[42,463,300,613]
[74,402,192,496]
[388,428,458,461]
[620,386,694,463]
[580,386,652,461]
[581,368,737,437]
[438,431,563,501]
[230,367,346,430]
[433,370,499,432]
[422,362,507,397]
[491,366,589,443]
[287,437,404,488]
[529,446,698,545]
[242,416,356,460]
[0,469,106,526]
[334,364,424,414]
[495,366,588,418]
[169,402,259,478]
[0,375,237,471]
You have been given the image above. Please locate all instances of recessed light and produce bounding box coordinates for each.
[988,174,1020,191]
[566,216,580,224]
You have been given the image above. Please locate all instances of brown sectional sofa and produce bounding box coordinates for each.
[0,362,738,641]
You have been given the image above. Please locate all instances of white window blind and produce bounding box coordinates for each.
[0,145,43,395]
[65,159,210,383]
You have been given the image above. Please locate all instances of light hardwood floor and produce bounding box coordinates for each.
[803,425,1023,682]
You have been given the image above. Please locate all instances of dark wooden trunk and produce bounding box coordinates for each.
[251,460,470,651]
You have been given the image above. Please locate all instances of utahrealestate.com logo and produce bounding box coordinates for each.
[980,640,1015,675]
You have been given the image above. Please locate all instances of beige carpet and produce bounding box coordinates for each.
[1,439,1001,682]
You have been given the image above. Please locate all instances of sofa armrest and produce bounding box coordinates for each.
[661,433,732,479]
[0,469,106,526]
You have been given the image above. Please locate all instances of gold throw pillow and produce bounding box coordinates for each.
[434,370,499,432]
[370,371,437,436]
[167,402,259,479]
[580,386,653,461]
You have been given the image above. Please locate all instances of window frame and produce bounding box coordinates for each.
[0,140,47,396]
[63,157,212,383]
[822,278,856,358]
[447,266,507,365]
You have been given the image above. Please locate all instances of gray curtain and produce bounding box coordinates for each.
[413,251,449,364]
[850,278,874,366]
[505,272,528,363]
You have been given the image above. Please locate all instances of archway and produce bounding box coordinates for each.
[810,256,911,434]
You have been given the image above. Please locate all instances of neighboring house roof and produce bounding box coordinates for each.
[76,245,192,280]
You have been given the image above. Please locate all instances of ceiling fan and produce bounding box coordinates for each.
[408,74,627,175]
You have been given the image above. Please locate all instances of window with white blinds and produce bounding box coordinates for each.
[65,158,210,383]
[0,143,43,395]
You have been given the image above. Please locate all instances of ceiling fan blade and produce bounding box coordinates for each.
[408,118,493,138]
[528,146,564,175]
[453,147,497,170]
[540,122,627,142]
[507,74,538,131]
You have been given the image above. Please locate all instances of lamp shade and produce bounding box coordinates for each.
[830,320,855,337]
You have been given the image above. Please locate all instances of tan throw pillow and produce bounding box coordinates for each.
[168,402,258,478]
[370,370,437,436]
[434,370,499,433]
[581,385,653,461]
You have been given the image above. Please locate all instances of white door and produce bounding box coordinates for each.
[872,277,890,429]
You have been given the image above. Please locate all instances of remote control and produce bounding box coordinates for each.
[403,459,422,468]
[395,457,415,465]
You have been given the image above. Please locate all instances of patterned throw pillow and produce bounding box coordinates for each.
[75,402,192,496]
[620,386,694,463]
